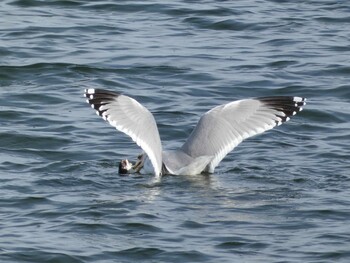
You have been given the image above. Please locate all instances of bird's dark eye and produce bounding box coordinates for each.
[137,154,143,160]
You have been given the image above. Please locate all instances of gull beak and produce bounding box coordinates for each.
[132,153,145,173]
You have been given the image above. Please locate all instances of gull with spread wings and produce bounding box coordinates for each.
[84,89,306,178]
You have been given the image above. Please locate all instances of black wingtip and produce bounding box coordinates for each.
[84,89,121,117]
[84,88,121,98]
[258,96,306,125]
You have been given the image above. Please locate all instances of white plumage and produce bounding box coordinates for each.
[84,89,306,177]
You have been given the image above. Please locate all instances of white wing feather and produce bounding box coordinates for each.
[181,97,306,173]
[85,89,163,176]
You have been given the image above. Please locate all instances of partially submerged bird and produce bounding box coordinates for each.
[84,89,306,177]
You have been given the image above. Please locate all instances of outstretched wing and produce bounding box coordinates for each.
[85,89,163,176]
[181,96,306,173]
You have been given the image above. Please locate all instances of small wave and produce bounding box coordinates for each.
[2,249,83,263]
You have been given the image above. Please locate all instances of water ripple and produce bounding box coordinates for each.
[1,0,350,262]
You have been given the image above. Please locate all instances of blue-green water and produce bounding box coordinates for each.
[1,1,350,262]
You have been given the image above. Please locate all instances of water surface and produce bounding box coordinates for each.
[1,0,350,262]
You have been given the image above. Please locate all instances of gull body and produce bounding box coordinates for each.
[85,89,306,177]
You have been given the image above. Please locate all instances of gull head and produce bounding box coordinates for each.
[118,159,133,174]
[118,154,145,175]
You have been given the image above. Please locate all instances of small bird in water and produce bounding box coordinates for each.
[84,89,306,177]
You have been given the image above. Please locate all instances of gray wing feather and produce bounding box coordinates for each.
[181,96,306,173]
[85,89,163,176]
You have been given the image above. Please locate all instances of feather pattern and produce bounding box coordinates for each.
[84,89,163,177]
[181,96,306,172]
[85,89,306,176]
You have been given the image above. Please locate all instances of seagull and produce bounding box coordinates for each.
[84,89,306,178]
